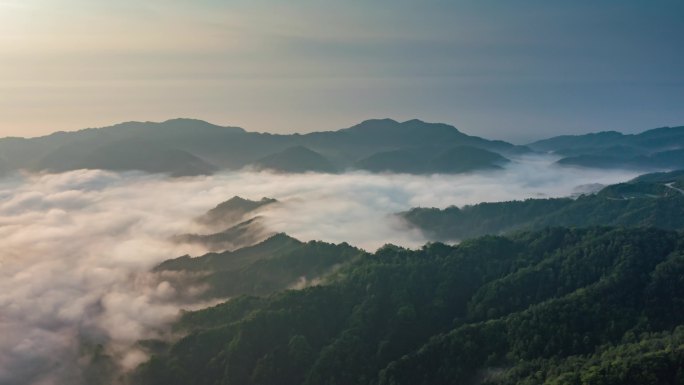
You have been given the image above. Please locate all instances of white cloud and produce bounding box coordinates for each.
[0,158,639,383]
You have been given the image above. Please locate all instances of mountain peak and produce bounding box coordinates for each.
[344,118,461,134]
[159,118,246,133]
[401,118,427,125]
[200,196,278,228]
[162,117,213,125]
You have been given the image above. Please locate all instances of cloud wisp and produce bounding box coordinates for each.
[0,157,639,384]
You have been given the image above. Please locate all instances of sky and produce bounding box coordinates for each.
[0,0,683,142]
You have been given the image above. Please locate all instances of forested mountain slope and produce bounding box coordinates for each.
[157,233,364,299]
[133,227,684,385]
[401,171,684,241]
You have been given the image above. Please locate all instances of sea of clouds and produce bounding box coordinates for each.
[0,155,640,384]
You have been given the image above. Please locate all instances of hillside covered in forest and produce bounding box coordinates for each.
[132,227,684,385]
[401,170,684,241]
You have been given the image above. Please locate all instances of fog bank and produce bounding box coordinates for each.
[0,156,639,384]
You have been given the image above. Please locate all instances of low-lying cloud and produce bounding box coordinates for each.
[0,156,640,384]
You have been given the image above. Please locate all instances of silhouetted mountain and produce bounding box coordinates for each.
[251,146,337,173]
[38,139,216,176]
[335,119,524,155]
[428,146,508,173]
[0,118,529,176]
[0,157,9,177]
[3,119,684,176]
[528,131,625,153]
[355,145,508,174]
[355,149,423,173]
[529,125,684,170]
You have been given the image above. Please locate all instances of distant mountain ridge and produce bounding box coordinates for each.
[2,118,683,176]
[528,125,684,170]
[401,169,684,241]
[0,118,525,176]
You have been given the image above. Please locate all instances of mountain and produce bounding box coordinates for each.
[427,146,508,173]
[3,119,684,176]
[529,125,684,170]
[133,227,684,385]
[173,196,280,251]
[400,170,684,241]
[0,118,528,176]
[156,233,364,299]
[198,196,278,229]
[36,139,217,177]
[630,169,684,186]
[0,156,9,177]
[528,131,625,153]
[173,217,272,252]
[355,149,423,173]
[322,118,522,153]
[355,145,508,174]
[250,146,337,173]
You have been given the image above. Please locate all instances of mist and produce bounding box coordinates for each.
[0,156,640,384]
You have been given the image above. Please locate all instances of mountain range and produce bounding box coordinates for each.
[2,118,683,176]
[0,118,524,176]
[401,169,684,241]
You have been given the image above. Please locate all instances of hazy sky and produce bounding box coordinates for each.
[1,0,683,142]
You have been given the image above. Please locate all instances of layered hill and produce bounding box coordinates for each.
[355,145,508,174]
[400,170,684,241]
[0,118,525,176]
[134,227,684,385]
[251,146,338,173]
[164,195,364,298]
[174,196,279,251]
[4,119,683,176]
[528,125,684,170]
[198,196,278,228]
[158,233,364,299]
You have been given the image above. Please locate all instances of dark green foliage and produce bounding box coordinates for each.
[157,233,364,299]
[403,199,572,240]
[134,227,684,385]
[402,177,684,241]
[631,169,684,184]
